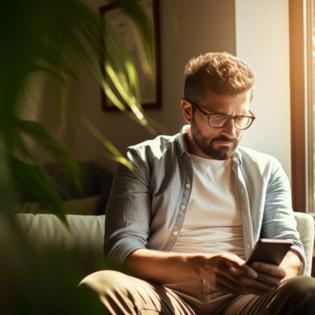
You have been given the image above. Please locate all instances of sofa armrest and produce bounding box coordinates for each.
[294,212,314,276]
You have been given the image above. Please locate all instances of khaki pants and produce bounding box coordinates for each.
[81,270,315,315]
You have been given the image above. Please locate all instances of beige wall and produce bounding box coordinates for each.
[235,0,291,177]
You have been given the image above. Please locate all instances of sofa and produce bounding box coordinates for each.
[13,211,315,277]
[0,211,311,314]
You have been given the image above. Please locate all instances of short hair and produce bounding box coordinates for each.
[184,52,256,104]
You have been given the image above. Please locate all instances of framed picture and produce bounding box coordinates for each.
[99,0,161,111]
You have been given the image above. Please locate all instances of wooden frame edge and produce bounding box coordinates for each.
[289,0,306,211]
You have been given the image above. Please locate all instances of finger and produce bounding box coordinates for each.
[215,264,251,293]
[217,261,277,294]
[216,279,239,293]
[252,262,286,279]
[239,264,259,279]
[217,267,244,287]
[227,264,258,280]
[217,265,259,293]
[256,271,282,287]
[241,277,277,293]
[219,253,246,268]
[216,273,269,295]
[215,273,247,294]
[217,267,264,294]
[223,258,258,279]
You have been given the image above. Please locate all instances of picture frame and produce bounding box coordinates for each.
[99,0,161,111]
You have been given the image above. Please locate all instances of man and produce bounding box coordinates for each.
[82,52,315,314]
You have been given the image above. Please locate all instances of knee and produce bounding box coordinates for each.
[80,270,140,314]
[282,277,315,297]
[281,277,315,312]
[80,270,129,296]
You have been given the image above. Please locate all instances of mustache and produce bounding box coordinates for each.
[212,135,237,143]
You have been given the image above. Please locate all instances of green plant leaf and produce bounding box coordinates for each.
[1,0,163,218]
[0,136,16,215]
[112,0,154,51]
[10,158,67,224]
[80,115,132,169]
[16,120,81,189]
[64,1,157,133]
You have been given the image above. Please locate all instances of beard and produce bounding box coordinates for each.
[191,123,239,160]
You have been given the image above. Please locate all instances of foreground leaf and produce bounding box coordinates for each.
[16,119,81,189]
[11,158,67,224]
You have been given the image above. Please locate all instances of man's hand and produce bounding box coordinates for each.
[199,253,282,295]
[238,250,303,296]
[126,249,302,296]
[251,250,302,284]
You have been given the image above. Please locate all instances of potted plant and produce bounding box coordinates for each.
[0,0,156,312]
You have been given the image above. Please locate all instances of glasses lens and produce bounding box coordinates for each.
[208,115,228,128]
[235,117,253,129]
[207,112,254,130]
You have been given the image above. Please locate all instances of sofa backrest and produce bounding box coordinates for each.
[16,213,105,257]
[12,212,315,276]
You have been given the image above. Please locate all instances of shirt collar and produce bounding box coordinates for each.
[176,125,190,156]
[233,149,242,165]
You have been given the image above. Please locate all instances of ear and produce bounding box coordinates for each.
[180,99,193,124]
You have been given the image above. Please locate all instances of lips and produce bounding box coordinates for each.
[215,140,234,145]
[213,137,236,146]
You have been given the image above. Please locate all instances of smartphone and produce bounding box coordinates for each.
[246,238,293,266]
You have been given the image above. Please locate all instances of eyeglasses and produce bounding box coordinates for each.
[190,101,256,130]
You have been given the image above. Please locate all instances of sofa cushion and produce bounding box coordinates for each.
[16,213,105,258]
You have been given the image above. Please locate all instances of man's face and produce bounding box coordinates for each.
[181,89,252,160]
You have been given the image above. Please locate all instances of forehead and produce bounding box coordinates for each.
[200,90,252,114]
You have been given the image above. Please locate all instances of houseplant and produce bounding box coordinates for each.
[1,0,157,218]
[0,0,156,312]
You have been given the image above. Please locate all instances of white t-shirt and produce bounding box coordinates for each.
[172,154,245,259]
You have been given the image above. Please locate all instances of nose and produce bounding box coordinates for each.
[222,118,237,138]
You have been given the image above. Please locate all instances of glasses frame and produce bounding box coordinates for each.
[189,101,256,130]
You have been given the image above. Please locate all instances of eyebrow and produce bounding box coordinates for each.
[201,107,249,116]
[188,99,251,116]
